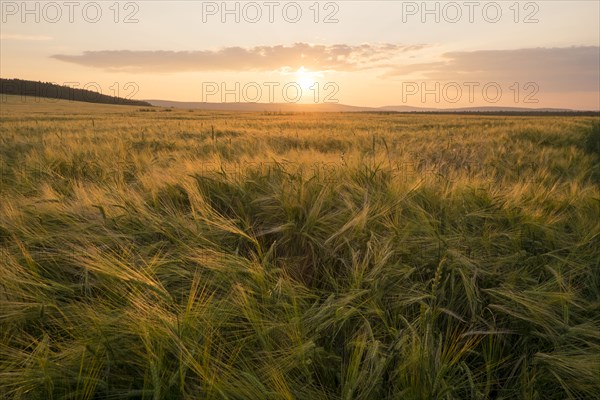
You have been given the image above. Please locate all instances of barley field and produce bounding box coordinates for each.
[1,96,599,399]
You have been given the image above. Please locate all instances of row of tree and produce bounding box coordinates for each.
[0,78,151,106]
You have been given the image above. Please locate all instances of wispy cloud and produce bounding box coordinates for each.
[51,43,426,73]
[50,43,599,94]
[384,46,600,92]
[1,33,52,41]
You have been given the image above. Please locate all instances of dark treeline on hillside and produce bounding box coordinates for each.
[0,78,152,107]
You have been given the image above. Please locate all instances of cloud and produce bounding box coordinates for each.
[51,43,426,73]
[1,33,52,41]
[384,46,600,92]
[51,44,599,93]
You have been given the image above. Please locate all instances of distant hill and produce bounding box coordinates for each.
[146,100,593,115]
[1,79,594,115]
[378,105,578,113]
[146,100,434,112]
[146,100,371,112]
[1,78,151,107]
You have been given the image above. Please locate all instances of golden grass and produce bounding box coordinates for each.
[1,96,599,399]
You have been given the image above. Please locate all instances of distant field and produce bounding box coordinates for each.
[1,97,599,399]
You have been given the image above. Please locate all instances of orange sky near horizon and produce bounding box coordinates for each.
[1,1,599,109]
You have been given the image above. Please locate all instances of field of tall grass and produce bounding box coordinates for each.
[1,96,599,399]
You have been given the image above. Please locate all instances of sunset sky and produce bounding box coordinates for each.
[1,1,599,109]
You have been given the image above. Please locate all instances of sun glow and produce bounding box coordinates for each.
[295,67,318,92]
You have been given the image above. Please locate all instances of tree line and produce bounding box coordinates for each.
[0,78,152,107]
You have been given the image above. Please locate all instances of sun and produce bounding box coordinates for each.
[295,67,317,92]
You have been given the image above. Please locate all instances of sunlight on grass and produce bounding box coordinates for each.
[1,98,599,399]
